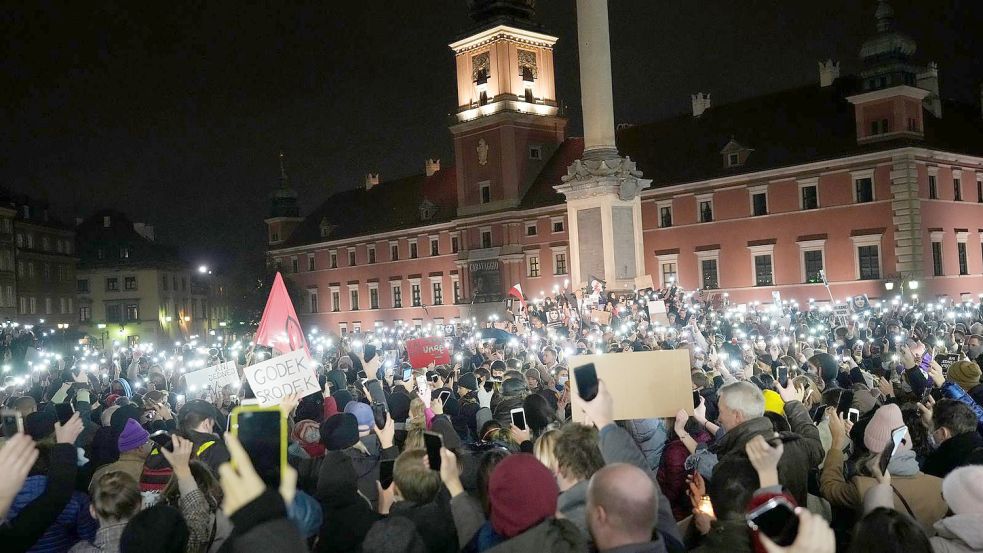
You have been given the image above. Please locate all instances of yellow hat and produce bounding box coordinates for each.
[763,389,785,416]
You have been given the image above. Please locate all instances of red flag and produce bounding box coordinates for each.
[507,283,527,310]
[255,272,309,355]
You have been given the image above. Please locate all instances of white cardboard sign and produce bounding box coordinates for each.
[184,360,239,393]
[243,350,320,407]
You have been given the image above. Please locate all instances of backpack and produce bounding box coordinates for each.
[140,439,216,492]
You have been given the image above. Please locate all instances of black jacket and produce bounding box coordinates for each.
[219,489,308,553]
[389,487,458,553]
[315,451,382,553]
[922,430,983,478]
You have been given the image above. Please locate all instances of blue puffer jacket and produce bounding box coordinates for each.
[288,490,324,539]
[7,475,97,552]
[941,381,983,433]
[622,418,668,471]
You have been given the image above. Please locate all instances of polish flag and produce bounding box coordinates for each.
[255,272,309,355]
[507,283,527,310]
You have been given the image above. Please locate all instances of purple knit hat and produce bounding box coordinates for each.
[117,418,150,453]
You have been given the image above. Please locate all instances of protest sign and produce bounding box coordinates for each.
[935,353,961,375]
[568,350,692,422]
[546,310,562,327]
[850,294,870,312]
[772,291,782,306]
[634,274,654,291]
[243,350,320,407]
[591,309,612,325]
[647,300,670,326]
[184,360,239,392]
[834,304,850,319]
[406,337,451,368]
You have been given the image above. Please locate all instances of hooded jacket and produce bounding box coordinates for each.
[931,514,983,553]
[483,518,584,553]
[314,451,382,553]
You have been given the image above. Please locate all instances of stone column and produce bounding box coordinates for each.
[576,0,618,160]
[555,0,652,291]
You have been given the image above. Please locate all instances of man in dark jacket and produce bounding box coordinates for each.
[177,400,230,474]
[452,373,481,440]
[492,378,527,427]
[922,399,983,478]
[694,381,824,506]
[587,463,668,553]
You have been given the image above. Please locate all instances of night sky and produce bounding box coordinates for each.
[2,1,980,283]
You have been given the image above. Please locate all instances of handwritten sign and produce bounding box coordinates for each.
[935,353,961,375]
[648,300,670,326]
[184,360,239,392]
[405,337,451,368]
[243,351,320,407]
[591,309,612,325]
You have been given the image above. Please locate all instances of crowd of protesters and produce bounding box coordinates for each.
[2,280,983,553]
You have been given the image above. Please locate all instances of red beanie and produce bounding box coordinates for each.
[489,453,558,538]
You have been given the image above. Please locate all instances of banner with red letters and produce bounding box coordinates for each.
[405,337,451,368]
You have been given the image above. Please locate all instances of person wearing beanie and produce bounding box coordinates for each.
[474,453,583,551]
[332,389,354,412]
[929,466,983,553]
[316,411,399,512]
[314,451,383,553]
[821,403,947,531]
[492,378,528,428]
[344,401,375,436]
[762,390,785,416]
[119,505,189,553]
[948,360,983,405]
[922,399,983,479]
[291,419,325,459]
[90,418,153,493]
[452,372,481,441]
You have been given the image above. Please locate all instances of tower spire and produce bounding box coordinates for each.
[279,151,288,185]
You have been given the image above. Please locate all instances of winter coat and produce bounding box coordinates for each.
[492,395,525,428]
[941,382,983,433]
[0,444,89,553]
[622,418,668,471]
[483,518,584,553]
[821,446,947,532]
[922,431,983,479]
[709,400,824,506]
[314,451,382,553]
[389,488,458,553]
[931,514,983,553]
[556,480,589,539]
[658,432,712,521]
[218,489,308,553]
[7,475,98,553]
[89,450,147,494]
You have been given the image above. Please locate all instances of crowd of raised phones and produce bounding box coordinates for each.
[2,285,983,553]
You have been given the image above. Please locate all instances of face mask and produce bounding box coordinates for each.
[304,428,320,443]
[557,375,569,387]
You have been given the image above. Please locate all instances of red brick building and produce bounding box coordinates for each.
[268,0,983,334]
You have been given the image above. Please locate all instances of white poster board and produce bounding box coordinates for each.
[647,300,670,326]
[243,350,320,407]
[184,360,240,393]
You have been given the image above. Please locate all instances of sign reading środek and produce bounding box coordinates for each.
[243,350,320,407]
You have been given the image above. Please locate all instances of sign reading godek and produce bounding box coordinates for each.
[243,351,320,407]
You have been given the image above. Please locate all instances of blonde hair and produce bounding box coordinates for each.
[406,397,426,432]
[533,429,560,473]
[404,428,425,451]
[792,375,821,408]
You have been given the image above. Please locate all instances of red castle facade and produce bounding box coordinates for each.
[267,1,983,334]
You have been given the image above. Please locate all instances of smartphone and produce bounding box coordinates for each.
[415,374,428,393]
[423,431,443,471]
[746,496,799,546]
[356,370,367,380]
[148,430,174,452]
[847,408,860,423]
[510,407,526,431]
[55,402,75,426]
[363,344,377,363]
[835,390,854,419]
[811,407,826,425]
[483,381,495,393]
[573,362,599,402]
[917,352,933,374]
[777,365,789,388]
[692,390,701,408]
[879,426,908,475]
[437,390,451,405]
[371,402,388,430]
[365,379,387,411]
[379,458,395,490]
[402,367,413,382]
[231,406,287,488]
[1,409,24,437]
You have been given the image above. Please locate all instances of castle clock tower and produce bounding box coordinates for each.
[449,0,567,218]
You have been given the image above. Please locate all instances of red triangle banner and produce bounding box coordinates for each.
[254,272,309,355]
